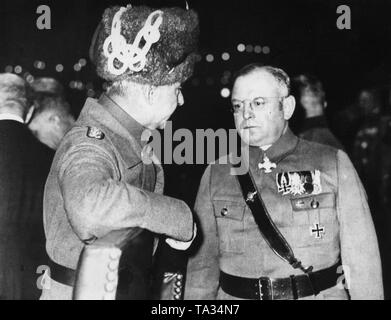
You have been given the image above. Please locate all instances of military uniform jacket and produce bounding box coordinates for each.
[44,95,193,270]
[185,128,383,300]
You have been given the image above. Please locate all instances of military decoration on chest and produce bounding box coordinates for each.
[276,170,322,196]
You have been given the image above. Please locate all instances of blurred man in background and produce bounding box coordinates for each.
[333,88,382,154]
[0,73,51,299]
[351,87,391,299]
[28,78,75,150]
[291,74,343,149]
[352,89,387,223]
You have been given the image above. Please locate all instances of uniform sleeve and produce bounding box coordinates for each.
[58,142,194,243]
[336,150,384,299]
[184,165,220,300]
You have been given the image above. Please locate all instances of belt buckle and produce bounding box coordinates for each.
[258,277,273,300]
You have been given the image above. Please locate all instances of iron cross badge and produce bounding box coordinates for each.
[310,223,325,239]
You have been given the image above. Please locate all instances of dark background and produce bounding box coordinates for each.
[2,0,390,200]
[1,0,391,123]
[1,0,391,299]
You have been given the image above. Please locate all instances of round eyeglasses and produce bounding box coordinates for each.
[230,96,287,114]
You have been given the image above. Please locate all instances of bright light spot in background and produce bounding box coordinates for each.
[34,61,46,70]
[74,63,82,72]
[75,81,84,90]
[237,43,245,52]
[245,44,253,53]
[14,66,22,74]
[70,81,84,90]
[262,46,270,54]
[5,65,13,73]
[254,45,262,54]
[220,88,231,98]
[79,58,87,67]
[206,54,214,63]
[26,75,34,83]
[221,52,230,61]
[56,64,64,72]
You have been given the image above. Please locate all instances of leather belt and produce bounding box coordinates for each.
[220,263,340,300]
[49,260,76,287]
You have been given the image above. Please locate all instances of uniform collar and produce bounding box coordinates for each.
[98,94,148,146]
[0,113,24,124]
[248,127,299,169]
[76,97,150,169]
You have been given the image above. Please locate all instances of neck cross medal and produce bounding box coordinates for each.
[258,155,276,173]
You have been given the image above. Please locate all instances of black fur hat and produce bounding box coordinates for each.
[90,5,200,86]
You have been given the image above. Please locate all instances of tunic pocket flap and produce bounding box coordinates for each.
[212,200,246,221]
[290,192,335,211]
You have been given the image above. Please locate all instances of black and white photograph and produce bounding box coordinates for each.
[0,0,390,306]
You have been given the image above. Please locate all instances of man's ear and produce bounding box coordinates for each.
[25,105,35,124]
[283,95,296,120]
[324,101,328,109]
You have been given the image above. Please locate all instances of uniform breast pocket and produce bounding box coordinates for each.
[212,199,246,253]
[284,192,339,248]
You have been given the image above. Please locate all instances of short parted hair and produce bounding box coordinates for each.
[0,73,33,114]
[232,63,291,96]
[33,94,73,120]
[291,74,326,105]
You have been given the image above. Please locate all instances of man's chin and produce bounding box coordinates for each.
[238,134,267,148]
[158,120,167,130]
[238,130,258,145]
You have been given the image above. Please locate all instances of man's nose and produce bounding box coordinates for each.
[242,102,254,120]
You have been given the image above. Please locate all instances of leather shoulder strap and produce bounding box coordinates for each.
[235,167,313,274]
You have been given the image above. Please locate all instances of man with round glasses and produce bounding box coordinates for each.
[185,63,383,300]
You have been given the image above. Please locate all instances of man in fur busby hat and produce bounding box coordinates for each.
[41,3,199,300]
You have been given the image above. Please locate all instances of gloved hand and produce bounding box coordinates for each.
[165,223,197,250]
